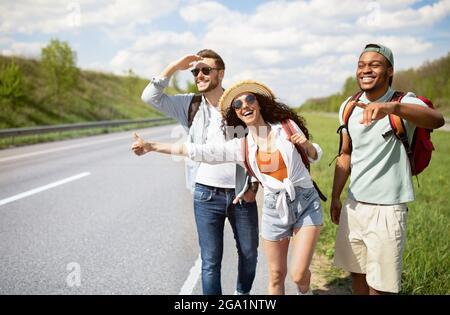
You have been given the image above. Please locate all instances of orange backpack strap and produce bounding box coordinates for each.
[329,91,364,166]
[281,120,327,202]
[341,90,364,135]
[383,91,415,172]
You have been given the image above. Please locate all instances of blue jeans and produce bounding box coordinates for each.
[193,183,259,295]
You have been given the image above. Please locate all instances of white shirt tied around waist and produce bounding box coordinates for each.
[186,120,323,225]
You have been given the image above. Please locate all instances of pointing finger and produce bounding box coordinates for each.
[354,102,367,109]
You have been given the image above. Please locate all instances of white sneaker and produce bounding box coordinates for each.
[234,290,250,295]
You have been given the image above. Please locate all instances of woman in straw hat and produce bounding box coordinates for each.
[132,80,324,295]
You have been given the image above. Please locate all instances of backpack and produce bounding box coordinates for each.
[187,94,202,128]
[242,120,327,201]
[336,91,435,176]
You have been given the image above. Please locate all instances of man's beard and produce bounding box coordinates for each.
[197,78,219,93]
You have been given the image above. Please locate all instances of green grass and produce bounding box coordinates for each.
[301,112,450,295]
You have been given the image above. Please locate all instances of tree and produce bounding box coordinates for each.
[0,61,24,106]
[40,39,78,98]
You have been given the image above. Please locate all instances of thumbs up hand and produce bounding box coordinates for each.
[131,132,153,156]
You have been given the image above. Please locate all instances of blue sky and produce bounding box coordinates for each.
[1,0,450,105]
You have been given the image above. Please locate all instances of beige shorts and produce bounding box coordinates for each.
[334,198,408,293]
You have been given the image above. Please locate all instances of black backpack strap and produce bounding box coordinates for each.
[187,94,202,128]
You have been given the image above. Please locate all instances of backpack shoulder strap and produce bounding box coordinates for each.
[187,94,202,128]
[330,91,364,166]
[384,91,415,173]
[342,91,364,128]
[281,120,310,171]
[281,120,327,201]
[242,136,256,179]
[387,91,407,138]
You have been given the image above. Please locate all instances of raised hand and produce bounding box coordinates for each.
[131,132,152,156]
[173,54,204,71]
[291,133,308,146]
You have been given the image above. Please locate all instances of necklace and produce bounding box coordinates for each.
[255,127,275,152]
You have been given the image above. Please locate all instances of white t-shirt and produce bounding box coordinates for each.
[195,105,236,188]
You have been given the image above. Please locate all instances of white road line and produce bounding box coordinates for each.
[179,254,202,295]
[0,127,177,163]
[0,172,91,207]
[0,138,126,163]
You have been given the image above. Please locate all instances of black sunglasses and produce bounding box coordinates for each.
[191,67,222,77]
[232,94,257,109]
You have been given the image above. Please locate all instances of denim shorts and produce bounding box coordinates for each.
[261,186,323,241]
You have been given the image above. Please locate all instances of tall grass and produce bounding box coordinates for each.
[301,112,450,295]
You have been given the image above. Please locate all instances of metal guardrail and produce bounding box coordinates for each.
[0,117,175,138]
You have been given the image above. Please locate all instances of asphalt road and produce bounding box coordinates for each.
[0,124,299,295]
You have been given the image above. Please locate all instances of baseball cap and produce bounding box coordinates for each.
[361,43,394,67]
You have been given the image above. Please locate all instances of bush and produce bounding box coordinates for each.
[40,39,78,98]
[0,61,24,104]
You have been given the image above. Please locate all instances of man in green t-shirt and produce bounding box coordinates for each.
[330,43,444,295]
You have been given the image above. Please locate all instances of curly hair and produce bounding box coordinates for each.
[222,93,310,140]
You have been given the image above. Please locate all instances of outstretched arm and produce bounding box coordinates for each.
[131,132,187,156]
[356,101,444,129]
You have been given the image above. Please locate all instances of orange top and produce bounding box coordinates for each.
[256,149,288,181]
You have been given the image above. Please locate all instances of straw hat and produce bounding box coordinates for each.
[219,80,275,115]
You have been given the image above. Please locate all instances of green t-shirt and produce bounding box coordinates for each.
[339,88,427,204]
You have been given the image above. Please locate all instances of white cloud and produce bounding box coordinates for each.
[83,0,178,26]
[1,41,44,58]
[192,1,444,103]
[180,1,231,23]
[1,0,448,105]
[0,37,13,46]
[0,0,179,35]
[110,31,200,75]
[356,0,450,30]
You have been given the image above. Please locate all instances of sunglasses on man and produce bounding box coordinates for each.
[191,67,222,77]
[232,94,257,110]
